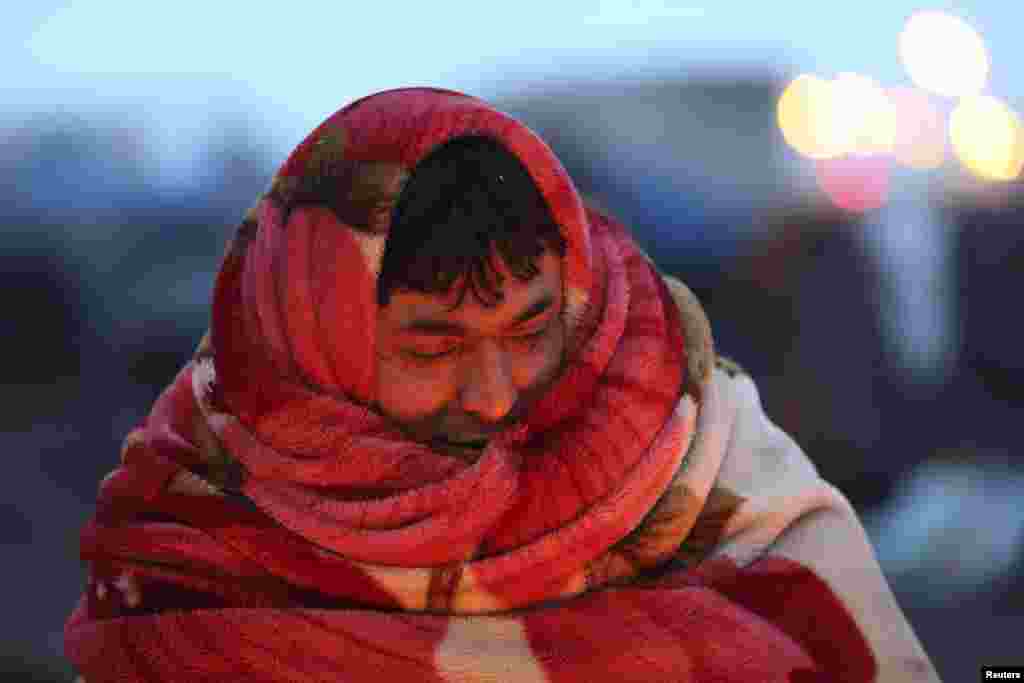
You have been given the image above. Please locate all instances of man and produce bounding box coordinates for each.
[66,87,939,681]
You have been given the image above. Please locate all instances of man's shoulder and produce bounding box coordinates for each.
[707,356,824,495]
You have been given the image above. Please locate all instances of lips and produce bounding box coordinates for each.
[438,437,489,448]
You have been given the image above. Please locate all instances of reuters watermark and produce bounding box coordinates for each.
[983,667,1024,680]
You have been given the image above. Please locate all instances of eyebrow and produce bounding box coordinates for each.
[402,293,556,336]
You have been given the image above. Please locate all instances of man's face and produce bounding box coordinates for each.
[374,249,566,458]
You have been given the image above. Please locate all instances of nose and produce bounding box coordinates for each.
[459,340,516,423]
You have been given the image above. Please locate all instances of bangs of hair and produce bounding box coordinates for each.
[377,136,566,309]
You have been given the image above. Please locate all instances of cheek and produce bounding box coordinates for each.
[374,354,456,422]
[517,325,566,389]
[548,327,568,378]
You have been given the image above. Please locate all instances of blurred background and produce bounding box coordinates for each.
[4,2,1022,680]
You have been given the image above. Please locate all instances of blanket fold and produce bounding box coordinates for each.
[66,87,890,682]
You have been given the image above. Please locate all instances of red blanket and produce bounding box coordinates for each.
[65,88,933,682]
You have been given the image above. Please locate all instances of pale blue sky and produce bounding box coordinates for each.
[7,1,1022,167]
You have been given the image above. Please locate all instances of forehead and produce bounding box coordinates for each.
[381,250,563,325]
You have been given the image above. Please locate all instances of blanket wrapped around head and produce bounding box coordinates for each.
[65,88,881,682]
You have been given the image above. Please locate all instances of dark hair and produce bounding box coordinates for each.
[377,136,567,309]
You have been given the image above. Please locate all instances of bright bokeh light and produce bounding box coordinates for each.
[949,95,1024,181]
[888,87,946,170]
[832,73,896,155]
[778,74,842,159]
[779,73,899,160]
[899,10,989,98]
[816,155,891,213]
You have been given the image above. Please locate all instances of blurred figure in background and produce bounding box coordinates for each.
[710,204,895,509]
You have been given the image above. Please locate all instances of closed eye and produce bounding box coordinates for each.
[505,325,550,351]
[404,326,549,362]
[405,346,458,360]
[513,328,547,341]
